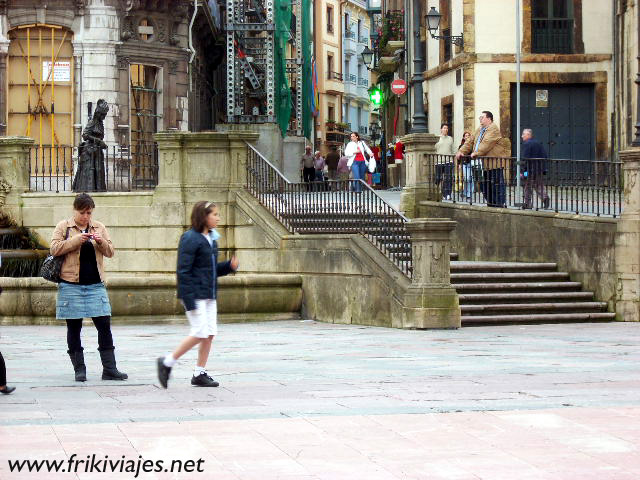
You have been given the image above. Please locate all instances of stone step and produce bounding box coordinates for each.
[458,291,595,304]
[451,261,558,272]
[0,249,49,259]
[462,312,616,324]
[451,272,570,283]
[454,281,582,292]
[461,302,608,314]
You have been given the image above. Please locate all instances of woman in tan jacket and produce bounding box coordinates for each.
[50,193,127,382]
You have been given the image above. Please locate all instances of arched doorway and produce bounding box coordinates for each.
[6,25,74,175]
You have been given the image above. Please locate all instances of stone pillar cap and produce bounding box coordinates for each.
[406,218,456,232]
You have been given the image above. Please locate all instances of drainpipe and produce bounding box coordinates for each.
[611,0,618,159]
[188,0,199,91]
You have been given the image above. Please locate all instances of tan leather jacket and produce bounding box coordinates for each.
[458,123,511,171]
[50,218,114,283]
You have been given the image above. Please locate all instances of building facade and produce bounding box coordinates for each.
[0,0,222,149]
[424,0,614,161]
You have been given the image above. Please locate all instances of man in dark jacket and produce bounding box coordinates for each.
[521,128,550,209]
[324,146,340,190]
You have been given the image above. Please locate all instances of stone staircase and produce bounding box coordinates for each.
[452,261,615,324]
[280,210,614,325]
[245,147,615,326]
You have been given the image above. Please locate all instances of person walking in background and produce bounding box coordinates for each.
[300,146,315,191]
[456,111,510,207]
[157,201,238,389]
[345,132,374,192]
[337,148,350,190]
[313,151,326,190]
[50,193,127,382]
[325,146,340,190]
[521,128,550,209]
[434,123,456,200]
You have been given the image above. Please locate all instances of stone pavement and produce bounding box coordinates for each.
[0,320,639,479]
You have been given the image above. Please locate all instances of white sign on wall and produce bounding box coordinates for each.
[42,61,71,82]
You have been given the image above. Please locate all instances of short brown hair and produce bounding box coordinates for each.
[73,193,95,211]
[191,201,216,232]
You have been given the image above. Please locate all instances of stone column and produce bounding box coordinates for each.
[615,148,640,322]
[0,137,35,224]
[401,218,460,329]
[399,133,439,218]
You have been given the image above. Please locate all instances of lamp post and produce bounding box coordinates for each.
[370,121,380,146]
[426,7,463,47]
[409,0,428,133]
[361,46,375,71]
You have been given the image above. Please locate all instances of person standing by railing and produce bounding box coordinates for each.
[345,132,374,193]
[337,149,350,190]
[325,146,340,191]
[521,128,550,209]
[434,124,456,200]
[313,151,326,191]
[300,146,315,192]
[456,111,510,207]
[457,132,473,200]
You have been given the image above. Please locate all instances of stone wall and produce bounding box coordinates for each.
[419,201,618,310]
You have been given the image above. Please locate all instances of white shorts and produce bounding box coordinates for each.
[185,299,218,338]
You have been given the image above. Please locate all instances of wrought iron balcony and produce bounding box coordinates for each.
[532,18,574,54]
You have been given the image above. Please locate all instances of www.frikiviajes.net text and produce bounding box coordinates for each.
[7,454,205,478]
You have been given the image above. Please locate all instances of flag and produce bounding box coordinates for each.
[311,56,319,117]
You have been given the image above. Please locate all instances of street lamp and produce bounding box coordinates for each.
[361,46,374,71]
[426,7,463,47]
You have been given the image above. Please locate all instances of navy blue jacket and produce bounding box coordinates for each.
[522,138,548,175]
[177,228,234,311]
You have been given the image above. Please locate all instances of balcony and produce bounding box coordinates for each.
[357,77,369,100]
[327,71,343,81]
[532,18,574,54]
[358,36,368,45]
[344,30,357,56]
[327,71,344,95]
[344,74,357,98]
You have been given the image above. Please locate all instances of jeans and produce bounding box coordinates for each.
[302,167,315,191]
[66,316,114,353]
[435,162,454,198]
[482,168,506,207]
[351,161,367,192]
[462,164,475,198]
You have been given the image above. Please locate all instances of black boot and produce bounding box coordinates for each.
[99,349,128,380]
[67,350,87,382]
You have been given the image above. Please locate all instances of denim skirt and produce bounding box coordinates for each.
[56,282,112,319]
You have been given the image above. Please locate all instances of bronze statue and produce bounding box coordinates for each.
[73,99,108,192]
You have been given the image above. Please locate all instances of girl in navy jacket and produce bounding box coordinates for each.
[157,201,238,388]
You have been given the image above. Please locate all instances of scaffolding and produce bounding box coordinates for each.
[225,0,303,136]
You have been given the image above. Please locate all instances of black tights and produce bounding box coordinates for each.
[0,351,5,386]
[66,316,114,353]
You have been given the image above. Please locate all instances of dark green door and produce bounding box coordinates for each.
[511,84,595,160]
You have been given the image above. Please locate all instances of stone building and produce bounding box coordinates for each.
[424,0,615,161]
[0,0,222,148]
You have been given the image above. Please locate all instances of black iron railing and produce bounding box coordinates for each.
[246,143,412,277]
[28,143,158,192]
[532,18,574,54]
[428,154,623,217]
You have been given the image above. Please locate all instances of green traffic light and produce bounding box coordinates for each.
[369,88,382,106]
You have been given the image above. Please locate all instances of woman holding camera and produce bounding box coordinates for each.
[50,193,127,382]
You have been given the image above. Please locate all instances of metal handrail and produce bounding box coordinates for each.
[427,154,623,217]
[246,142,412,277]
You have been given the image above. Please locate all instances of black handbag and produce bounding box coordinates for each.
[40,227,70,283]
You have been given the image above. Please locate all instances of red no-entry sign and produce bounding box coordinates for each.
[391,79,407,95]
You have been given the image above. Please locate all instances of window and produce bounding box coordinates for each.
[442,100,453,139]
[327,54,334,78]
[439,0,452,64]
[532,0,573,53]
[327,6,334,33]
[345,13,349,32]
[357,19,362,38]
[328,105,335,122]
